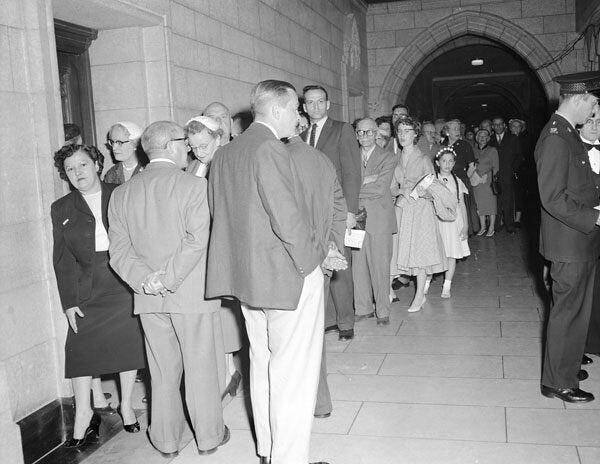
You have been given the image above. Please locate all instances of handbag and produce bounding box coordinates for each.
[491,169,501,196]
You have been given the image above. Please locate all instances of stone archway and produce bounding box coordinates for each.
[375,10,562,114]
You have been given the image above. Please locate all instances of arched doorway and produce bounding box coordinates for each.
[376,10,562,121]
[404,37,549,133]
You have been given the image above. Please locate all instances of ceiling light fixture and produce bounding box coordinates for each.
[471,58,484,66]
[481,103,488,107]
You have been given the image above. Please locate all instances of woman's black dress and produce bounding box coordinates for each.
[51,183,145,378]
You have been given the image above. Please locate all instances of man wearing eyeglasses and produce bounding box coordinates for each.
[417,121,442,161]
[353,118,397,325]
[108,121,229,457]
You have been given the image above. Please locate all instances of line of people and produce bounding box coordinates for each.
[50,79,538,462]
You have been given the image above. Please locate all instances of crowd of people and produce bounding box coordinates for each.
[50,72,600,464]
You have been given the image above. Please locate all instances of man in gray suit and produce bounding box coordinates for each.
[302,84,361,341]
[108,121,229,458]
[207,80,344,464]
[353,118,397,325]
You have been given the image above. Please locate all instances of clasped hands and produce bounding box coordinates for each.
[142,270,168,297]
[322,242,348,272]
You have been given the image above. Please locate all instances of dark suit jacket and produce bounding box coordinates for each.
[51,182,116,310]
[301,117,361,214]
[108,161,219,314]
[535,113,600,262]
[359,145,397,235]
[206,122,327,310]
[285,135,347,253]
[489,131,522,181]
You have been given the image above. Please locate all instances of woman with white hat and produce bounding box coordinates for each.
[104,121,145,184]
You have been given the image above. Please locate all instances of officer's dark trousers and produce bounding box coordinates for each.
[585,258,600,355]
[543,260,595,388]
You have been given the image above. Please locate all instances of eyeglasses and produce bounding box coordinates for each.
[584,119,600,126]
[108,139,131,147]
[162,137,186,149]
[356,129,376,137]
[186,139,210,151]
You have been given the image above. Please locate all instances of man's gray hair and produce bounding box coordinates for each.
[141,121,182,154]
[250,80,297,116]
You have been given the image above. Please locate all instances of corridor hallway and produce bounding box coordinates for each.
[80,230,600,464]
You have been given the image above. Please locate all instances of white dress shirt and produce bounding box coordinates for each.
[582,136,600,174]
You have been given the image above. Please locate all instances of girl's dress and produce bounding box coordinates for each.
[435,173,471,259]
[391,149,448,276]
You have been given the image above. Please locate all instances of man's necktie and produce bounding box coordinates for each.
[583,142,600,151]
[497,135,502,144]
[362,153,368,167]
[309,123,317,147]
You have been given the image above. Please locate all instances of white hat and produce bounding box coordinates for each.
[115,121,143,140]
[185,115,220,132]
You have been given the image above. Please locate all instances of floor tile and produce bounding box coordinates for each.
[379,354,503,378]
[309,434,580,464]
[578,446,600,464]
[350,402,506,442]
[503,356,540,380]
[500,296,544,309]
[501,321,543,338]
[507,408,600,446]
[398,320,501,337]
[327,352,386,375]
[312,401,362,434]
[328,374,562,408]
[345,334,541,356]
[405,307,541,322]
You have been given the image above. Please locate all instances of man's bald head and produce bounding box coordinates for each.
[204,101,232,142]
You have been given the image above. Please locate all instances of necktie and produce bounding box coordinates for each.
[583,142,600,151]
[362,153,368,167]
[309,123,317,147]
[497,134,502,144]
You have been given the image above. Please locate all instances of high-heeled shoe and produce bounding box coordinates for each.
[485,229,495,237]
[221,371,242,400]
[476,228,486,236]
[64,413,101,448]
[119,407,140,433]
[408,296,426,313]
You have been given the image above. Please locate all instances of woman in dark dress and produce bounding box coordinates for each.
[51,144,145,447]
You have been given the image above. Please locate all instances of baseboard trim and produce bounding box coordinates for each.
[17,397,123,464]
[17,398,70,464]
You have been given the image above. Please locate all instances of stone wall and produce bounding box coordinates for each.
[366,0,586,115]
[0,0,67,461]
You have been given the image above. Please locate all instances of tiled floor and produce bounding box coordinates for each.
[89,230,600,464]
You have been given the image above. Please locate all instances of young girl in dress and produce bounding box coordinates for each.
[426,147,471,298]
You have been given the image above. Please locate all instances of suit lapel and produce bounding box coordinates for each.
[316,118,333,150]
[101,182,111,230]
[73,189,93,218]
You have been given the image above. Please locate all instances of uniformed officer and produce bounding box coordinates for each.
[536,71,600,403]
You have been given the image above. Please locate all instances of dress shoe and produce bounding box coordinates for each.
[159,451,179,458]
[408,296,426,313]
[578,369,589,381]
[541,385,594,403]
[391,278,410,290]
[324,325,339,334]
[64,413,101,448]
[198,425,230,455]
[377,316,390,325]
[583,354,594,365]
[355,312,375,322]
[119,407,140,433]
[338,329,354,341]
[314,412,331,418]
[485,229,495,237]
[514,221,521,229]
[260,457,271,464]
[476,228,487,236]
